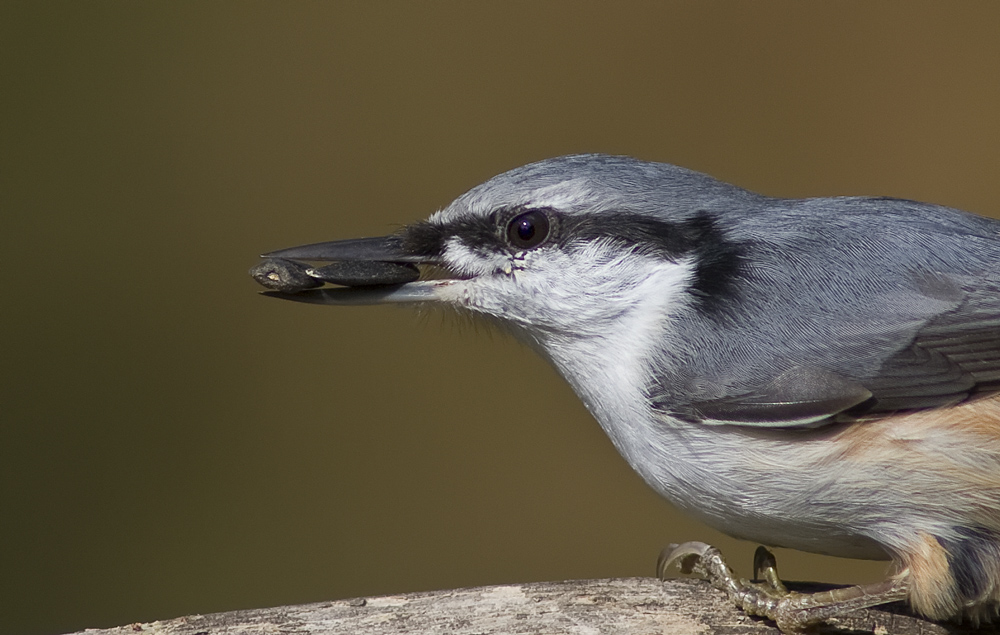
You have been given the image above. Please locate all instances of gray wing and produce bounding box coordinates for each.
[867,285,1000,410]
[650,197,1000,428]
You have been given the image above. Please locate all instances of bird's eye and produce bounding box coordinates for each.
[506,210,551,250]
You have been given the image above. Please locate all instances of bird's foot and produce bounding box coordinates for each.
[657,541,909,633]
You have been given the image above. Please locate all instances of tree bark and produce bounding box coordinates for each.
[68,578,978,635]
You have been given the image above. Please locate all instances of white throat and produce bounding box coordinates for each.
[532,257,695,463]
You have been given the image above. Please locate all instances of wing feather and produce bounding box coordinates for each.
[650,198,1000,429]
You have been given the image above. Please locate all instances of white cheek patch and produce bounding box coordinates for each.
[442,236,509,277]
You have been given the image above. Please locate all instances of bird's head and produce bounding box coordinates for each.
[255,154,754,349]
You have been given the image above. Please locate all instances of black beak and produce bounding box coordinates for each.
[251,235,443,305]
[262,236,431,263]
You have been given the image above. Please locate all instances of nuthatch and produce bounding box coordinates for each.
[252,154,1000,631]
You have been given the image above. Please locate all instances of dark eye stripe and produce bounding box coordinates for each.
[401,208,744,318]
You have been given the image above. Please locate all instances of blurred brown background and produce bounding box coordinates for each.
[4,3,1000,634]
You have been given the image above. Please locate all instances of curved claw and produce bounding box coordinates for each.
[753,545,788,593]
[656,541,715,579]
[657,541,746,599]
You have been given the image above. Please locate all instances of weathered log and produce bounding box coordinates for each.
[69,577,978,635]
